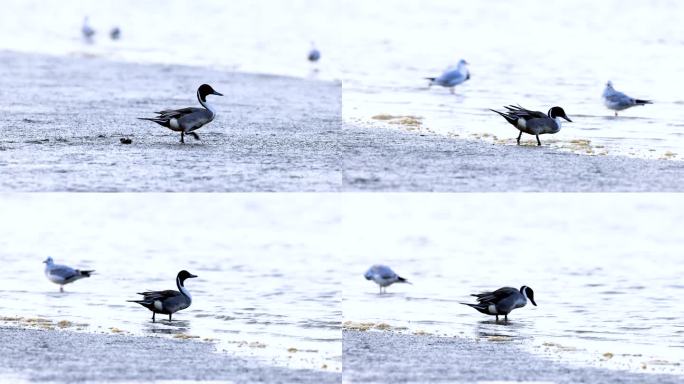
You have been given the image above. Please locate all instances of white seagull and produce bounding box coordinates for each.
[602,81,652,116]
[364,265,411,293]
[43,257,94,292]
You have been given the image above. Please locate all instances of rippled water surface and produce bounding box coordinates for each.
[0,194,341,371]
[340,194,684,374]
[1,0,681,159]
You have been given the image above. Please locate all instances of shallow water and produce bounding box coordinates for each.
[0,194,341,371]
[340,194,684,374]
[1,0,682,160]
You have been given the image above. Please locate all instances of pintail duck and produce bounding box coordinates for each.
[128,270,197,322]
[138,84,223,143]
[490,105,572,146]
[602,81,652,116]
[364,265,411,293]
[461,285,537,322]
[426,59,470,93]
[43,257,94,292]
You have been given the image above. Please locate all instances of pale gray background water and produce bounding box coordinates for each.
[0,194,341,372]
[2,0,681,159]
[341,194,684,374]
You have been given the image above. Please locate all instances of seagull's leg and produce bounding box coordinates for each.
[615,111,618,117]
[60,286,64,293]
[152,312,155,323]
[517,131,522,145]
[450,87,455,94]
[536,135,541,146]
[180,132,185,144]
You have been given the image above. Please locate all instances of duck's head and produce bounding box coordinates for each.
[520,285,537,306]
[548,106,572,122]
[43,257,54,265]
[197,84,223,102]
[177,270,198,283]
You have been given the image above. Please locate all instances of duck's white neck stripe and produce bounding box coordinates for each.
[177,277,192,300]
[198,91,216,116]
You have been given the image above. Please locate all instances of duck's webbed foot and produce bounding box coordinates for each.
[180,132,185,144]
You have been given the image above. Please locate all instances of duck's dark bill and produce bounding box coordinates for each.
[213,91,224,96]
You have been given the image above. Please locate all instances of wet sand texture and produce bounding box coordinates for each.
[342,125,684,191]
[0,326,339,383]
[0,51,341,191]
[343,330,682,384]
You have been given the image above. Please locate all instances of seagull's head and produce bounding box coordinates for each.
[43,257,54,265]
[606,80,613,89]
[458,59,469,67]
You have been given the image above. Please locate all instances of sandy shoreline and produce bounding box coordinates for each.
[0,325,339,383]
[343,330,682,384]
[342,124,684,191]
[2,50,683,191]
[0,50,341,191]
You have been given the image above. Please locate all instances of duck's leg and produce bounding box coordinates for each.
[516,131,522,145]
[169,313,172,322]
[495,315,499,322]
[189,132,200,141]
[536,135,541,146]
[180,132,185,144]
[504,315,508,323]
[152,312,156,323]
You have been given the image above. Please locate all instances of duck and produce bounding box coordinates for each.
[461,285,537,322]
[490,105,572,146]
[43,257,94,292]
[602,81,652,116]
[364,265,411,293]
[138,84,223,143]
[426,59,470,94]
[128,270,197,322]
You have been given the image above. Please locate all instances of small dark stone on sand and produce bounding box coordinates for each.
[120,138,133,144]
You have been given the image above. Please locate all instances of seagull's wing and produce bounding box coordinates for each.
[436,68,466,84]
[373,265,398,279]
[48,265,79,280]
[604,89,633,105]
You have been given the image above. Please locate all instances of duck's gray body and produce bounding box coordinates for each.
[138,84,222,143]
[490,105,572,146]
[364,265,410,293]
[43,257,94,292]
[427,59,470,93]
[461,285,537,322]
[128,270,197,322]
[602,81,652,116]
